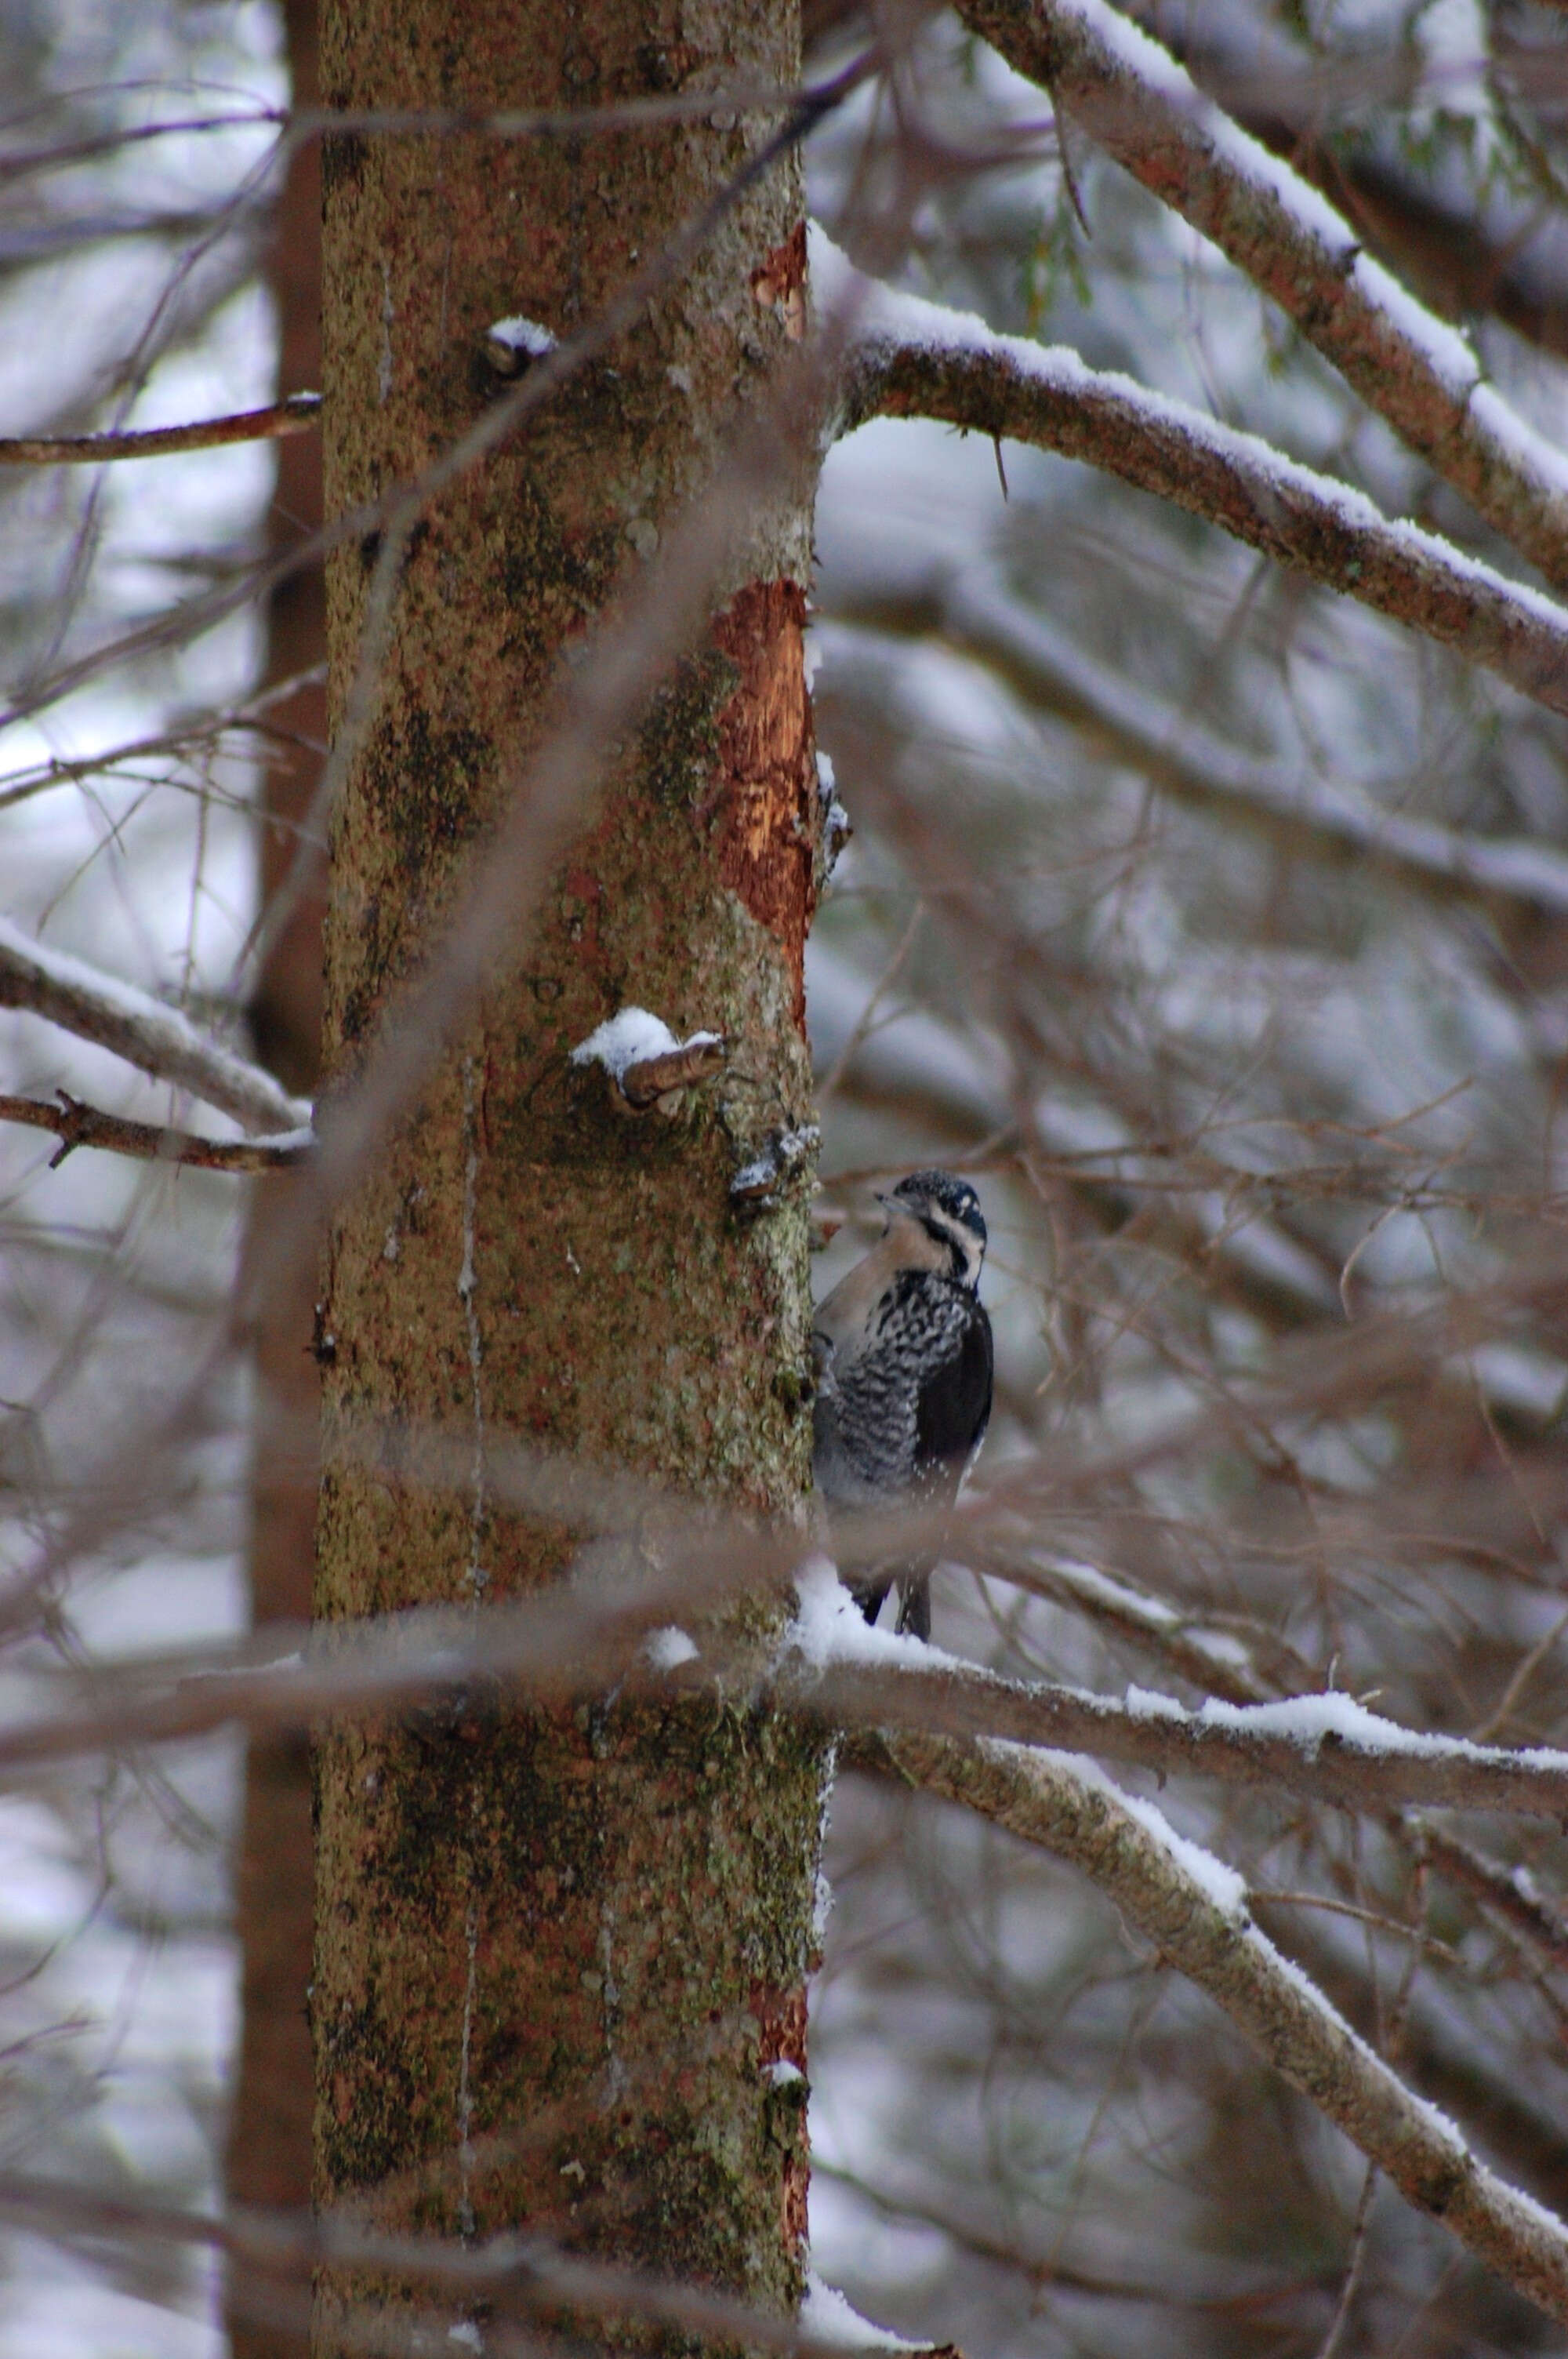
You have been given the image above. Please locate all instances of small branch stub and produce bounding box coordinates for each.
[483,314,560,379]
[731,1121,820,1210]
[569,1007,728,1117]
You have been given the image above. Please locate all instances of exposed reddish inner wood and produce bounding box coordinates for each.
[712,577,817,1029]
[752,220,807,341]
[751,1979,810,2258]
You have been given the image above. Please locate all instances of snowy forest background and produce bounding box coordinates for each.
[5,0,1568,2353]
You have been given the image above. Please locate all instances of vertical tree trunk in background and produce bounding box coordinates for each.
[313,0,826,2343]
[228,2,323,2348]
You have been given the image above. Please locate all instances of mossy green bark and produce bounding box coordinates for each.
[312,0,828,2346]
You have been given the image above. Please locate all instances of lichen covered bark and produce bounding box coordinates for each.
[313,0,827,2345]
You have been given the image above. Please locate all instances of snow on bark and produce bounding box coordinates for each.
[569,1006,728,1112]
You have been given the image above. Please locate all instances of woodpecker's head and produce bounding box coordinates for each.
[879,1169,987,1291]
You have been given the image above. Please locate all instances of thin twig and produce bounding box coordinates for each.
[1315,2163,1378,2359]
[0,391,321,465]
[0,1091,309,1173]
[818,899,924,1107]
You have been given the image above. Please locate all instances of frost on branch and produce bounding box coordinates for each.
[568,1006,727,1117]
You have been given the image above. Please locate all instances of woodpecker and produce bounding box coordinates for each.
[811,1170,993,1641]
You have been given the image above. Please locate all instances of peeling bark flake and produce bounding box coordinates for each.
[711,579,817,1028]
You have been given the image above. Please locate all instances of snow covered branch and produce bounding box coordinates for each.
[0,914,308,1136]
[0,1091,310,1173]
[1418,1823,1568,1978]
[16,1554,1568,1829]
[821,242,1568,722]
[951,0,1568,592]
[783,1611,1568,1818]
[1011,1554,1568,1974]
[866,1728,1568,2329]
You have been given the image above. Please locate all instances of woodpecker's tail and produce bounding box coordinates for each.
[847,1572,892,1627]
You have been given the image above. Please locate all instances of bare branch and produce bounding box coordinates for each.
[0,83,843,188]
[834,565,1568,921]
[1417,1825,1568,1977]
[821,240,1568,721]
[0,391,321,465]
[0,2168,947,2359]
[0,56,880,747]
[0,1091,309,1173]
[0,913,308,1136]
[950,0,1568,591]
[868,1730,1568,2328]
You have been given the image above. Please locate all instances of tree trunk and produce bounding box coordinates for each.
[312,0,827,2345]
[227,2,324,2346]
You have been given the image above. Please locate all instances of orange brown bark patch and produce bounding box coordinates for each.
[752,221,807,341]
[750,1979,808,2074]
[752,1979,810,2259]
[711,577,817,1030]
[781,2141,810,2257]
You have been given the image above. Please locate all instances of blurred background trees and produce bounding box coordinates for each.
[5,2,1568,2354]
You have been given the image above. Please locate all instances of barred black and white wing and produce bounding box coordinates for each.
[914,1291,993,1493]
[896,1289,993,1637]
